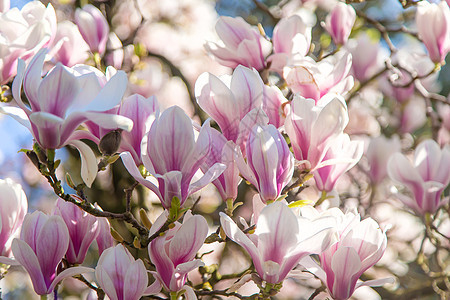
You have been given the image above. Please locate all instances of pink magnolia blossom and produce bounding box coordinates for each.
[11,211,92,295]
[202,128,241,201]
[345,32,385,81]
[387,139,450,215]
[0,49,132,186]
[220,201,337,284]
[53,197,99,264]
[416,1,450,63]
[105,32,124,69]
[269,15,311,72]
[262,85,288,128]
[0,1,56,84]
[285,95,349,170]
[323,3,356,46]
[195,65,264,142]
[313,134,363,192]
[96,244,161,300]
[95,216,114,256]
[205,16,271,70]
[85,94,159,165]
[148,211,208,292]
[120,106,225,209]
[236,124,294,203]
[0,179,27,262]
[50,20,90,67]
[366,136,401,185]
[0,0,9,12]
[284,51,354,102]
[300,208,391,300]
[75,4,109,55]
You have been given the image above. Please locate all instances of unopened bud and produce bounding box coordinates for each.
[110,227,124,243]
[139,209,153,230]
[25,151,40,169]
[133,236,141,248]
[99,130,122,156]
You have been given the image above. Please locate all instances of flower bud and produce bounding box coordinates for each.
[99,129,122,156]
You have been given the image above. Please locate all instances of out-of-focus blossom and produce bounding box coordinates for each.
[121,106,225,209]
[205,16,271,70]
[0,179,27,261]
[195,65,264,142]
[0,0,9,12]
[345,32,385,81]
[388,139,450,215]
[96,244,160,300]
[270,15,311,72]
[53,197,99,264]
[0,49,132,186]
[397,96,427,134]
[75,4,109,55]
[50,21,90,67]
[284,51,354,102]
[0,1,56,84]
[285,95,349,170]
[105,32,124,69]
[416,1,450,63]
[236,124,294,203]
[323,2,356,46]
[148,211,208,292]
[262,85,288,128]
[366,136,401,185]
[301,208,391,300]
[437,102,450,146]
[313,134,363,192]
[202,128,241,201]
[127,57,166,98]
[386,49,438,103]
[220,201,337,284]
[11,211,92,295]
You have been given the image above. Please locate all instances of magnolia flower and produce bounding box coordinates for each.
[323,3,356,46]
[269,15,311,72]
[121,106,225,209]
[313,134,363,192]
[201,128,241,201]
[195,65,264,142]
[220,201,337,284]
[284,51,354,102]
[366,136,401,185]
[236,124,294,203]
[0,0,9,12]
[0,179,27,262]
[285,95,349,170]
[95,216,114,256]
[85,94,159,165]
[53,197,99,264]
[345,32,385,82]
[262,85,288,128]
[300,208,391,300]
[205,16,271,70]
[388,139,450,215]
[96,244,160,300]
[416,1,450,63]
[11,211,92,295]
[0,1,56,84]
[75,4,109,55]
[50,20,90,67]
[148,211,208,292]
[0,49,132,186]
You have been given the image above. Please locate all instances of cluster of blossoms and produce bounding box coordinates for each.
[0,0,449,299]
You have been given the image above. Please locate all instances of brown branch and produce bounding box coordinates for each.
[356,10,397,53]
